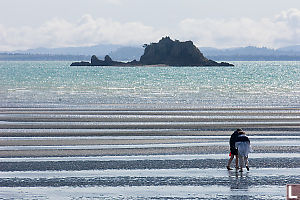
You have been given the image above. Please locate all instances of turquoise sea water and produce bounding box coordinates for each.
[1,61,300,107]
[1,61,300,200]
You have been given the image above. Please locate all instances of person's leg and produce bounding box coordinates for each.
[235,155,239,169]
[238,154,244,172]
[245,156,249,171]
[227,154,234,170]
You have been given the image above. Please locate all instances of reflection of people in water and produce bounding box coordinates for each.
[227,129,242,170]
[228,170,250,193]
[235,131,251,172]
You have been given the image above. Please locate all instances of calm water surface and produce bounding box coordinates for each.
[1,61,300,107]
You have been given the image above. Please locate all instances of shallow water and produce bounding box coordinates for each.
[0,153,300,162]
[1,61,300,107]
[0,140,299,151]
[1,168,300,178]
[1,61,300,199]
[0,185,286,200]
[0,165,296,199]
[0,132,299,199]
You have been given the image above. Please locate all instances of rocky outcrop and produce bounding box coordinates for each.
[70,55,141,66]
[140,37,233,66]
[71,37,233,66]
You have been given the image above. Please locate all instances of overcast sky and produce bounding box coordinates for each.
[1,0,300,51]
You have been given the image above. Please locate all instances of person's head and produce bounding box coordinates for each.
[238,131,246,135]
[234,128,243,134]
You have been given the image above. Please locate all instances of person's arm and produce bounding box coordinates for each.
[230,136,233,146]
[235,141,240,149]
[246,137,250,144]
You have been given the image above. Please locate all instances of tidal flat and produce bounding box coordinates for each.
[1,61,300,199]
[0,107,299,199]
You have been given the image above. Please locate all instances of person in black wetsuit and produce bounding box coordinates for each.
[226,128,242,170]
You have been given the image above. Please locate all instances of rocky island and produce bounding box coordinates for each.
[70,37,233,67]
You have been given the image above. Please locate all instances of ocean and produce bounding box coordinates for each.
[1,61,300,108]
[0,61,300,199]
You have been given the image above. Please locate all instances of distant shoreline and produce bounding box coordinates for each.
[0,53,90,61]
[2,43,300,61]
[2,53,300,62]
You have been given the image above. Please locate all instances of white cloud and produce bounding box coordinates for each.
[104,0,122,6]
[0,15,165,51]
[0,8,300,51]
[176,8,300,48]
[275,8,300,26]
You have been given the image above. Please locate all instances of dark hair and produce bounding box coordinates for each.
[236,128,243,132]
[238,131,246,135]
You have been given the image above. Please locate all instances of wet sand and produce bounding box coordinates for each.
[0,106,299,199]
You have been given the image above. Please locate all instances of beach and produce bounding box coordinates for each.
[0,106,299,199]
[0,61,300,199]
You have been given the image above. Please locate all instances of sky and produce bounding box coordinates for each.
[0,0,300,51]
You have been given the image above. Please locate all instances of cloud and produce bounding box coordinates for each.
[275,8,300,27]
[176,8,300,48]
[0,9,300,51]
[0,15,165,51]
[104,0,122,6]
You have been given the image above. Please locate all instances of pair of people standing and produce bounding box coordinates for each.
[227,129,251,172]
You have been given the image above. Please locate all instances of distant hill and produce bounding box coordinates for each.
[108,46,144,61]
[12,44,122,56]
[1,44,141,61]
[200,46,300,61]
[200,46,276,56]
[0,53,90,61]
[2,44,300,61]
[277,45,300,53]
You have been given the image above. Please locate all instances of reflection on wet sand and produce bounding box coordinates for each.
[0,107,299,199]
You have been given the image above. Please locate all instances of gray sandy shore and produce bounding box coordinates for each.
[0,106,299,199]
